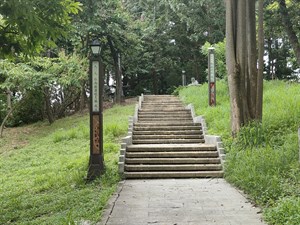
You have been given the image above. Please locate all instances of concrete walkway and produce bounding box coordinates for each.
[99,179,266,225]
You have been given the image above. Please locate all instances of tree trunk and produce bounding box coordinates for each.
[226,0,243,135]
[256,0,264,121]
[0,90,13,138]
[80,81,87,112]
[107,36,122,104]
[225,0,259,135]
[246,0,257,119]
[152,68,158,94]
[278,0,300,66]
[44,87,54,124]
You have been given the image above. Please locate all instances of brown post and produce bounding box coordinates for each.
[88,53,105,180]
[208,47,216,106]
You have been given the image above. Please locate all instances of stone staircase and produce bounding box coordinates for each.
[123,95,224,179]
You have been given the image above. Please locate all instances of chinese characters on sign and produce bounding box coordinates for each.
[92,61,99,112]
[208,48,216,106]
[210,53,215,82]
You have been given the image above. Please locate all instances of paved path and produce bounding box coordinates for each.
[100,179,266,225]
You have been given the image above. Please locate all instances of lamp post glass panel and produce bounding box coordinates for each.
[208,47,216,106]
[88,40,104,180]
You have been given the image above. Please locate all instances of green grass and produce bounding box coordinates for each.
[0,104,135,225]
[178,80,300,225]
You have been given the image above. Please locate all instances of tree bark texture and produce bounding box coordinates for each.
[152,68,158,95]
[278,0,300,66]
[256,0,264,121]
[44,87,54,124]
[108,36,122,104]
[0,90,13,138]
[225,0,262,135]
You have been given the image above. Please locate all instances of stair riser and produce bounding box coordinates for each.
[138,115,192,118]
[125,165,223,172]
[137,119,193,122]
[127,146,216,152]
[132,140,205,144]
[139,111,191,114]
[124,172,224,179]
[125,159,221,164]
[134,122,201,126]
[126,152,218,158]
[133,130,202,134]
[134,127,201,131]
[133,135,204,139]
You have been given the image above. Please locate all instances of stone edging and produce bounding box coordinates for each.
[118,95,143,174]
[185,104,226,166]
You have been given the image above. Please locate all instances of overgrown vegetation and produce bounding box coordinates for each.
[0,104,134,224]
[179,80,300,225]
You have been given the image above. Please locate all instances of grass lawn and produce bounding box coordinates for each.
[0,104,135,225]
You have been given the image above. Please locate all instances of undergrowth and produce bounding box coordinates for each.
[179,80,300,225]
[0,104,135,225]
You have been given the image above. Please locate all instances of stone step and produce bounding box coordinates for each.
[138,115,193,119]
[134,122,201,126]
[133,126,201,131]
[133,134,204,139]
[124,171,224,179]
[142,105,184,107]
[126,151,218,158]
[139,110,191,114]
[138,113,192,117]
[132,139,205,144]
[143,95,177,98]
[125,164,222,172]
[132,130,203,135]
[141,108,186,111]
[141,105,185,107]
[142,102,183,104]
[125,158,221,164]
[139,109,190,112]
[138,114,192,118]
[138,118,193,122]
[126,144,215,152]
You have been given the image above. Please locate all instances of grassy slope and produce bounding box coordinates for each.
[179,80,300,225]
[0,104,135,225]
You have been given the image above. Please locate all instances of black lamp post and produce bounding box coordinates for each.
[88,40,105,180]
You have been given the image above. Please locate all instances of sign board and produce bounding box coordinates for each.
[92,61,100,112]
[208,47,216,106]
[209,53,215,82]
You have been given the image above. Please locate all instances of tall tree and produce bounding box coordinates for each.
[225,0,262,135]
[277,0,300,66]
[257,0,264,120]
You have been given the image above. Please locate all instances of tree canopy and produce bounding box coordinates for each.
[0,0,81,58]
[0,0,300,127]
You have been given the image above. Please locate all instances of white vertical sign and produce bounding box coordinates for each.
[92,61,99,112]
[210,52,215,82]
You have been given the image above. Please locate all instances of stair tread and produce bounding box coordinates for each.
[127,143,215,149]
[124,171,224,178]
[126,151,219,158]
[125,158,221,164]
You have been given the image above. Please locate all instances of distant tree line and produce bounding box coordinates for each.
[1,0,300,129]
